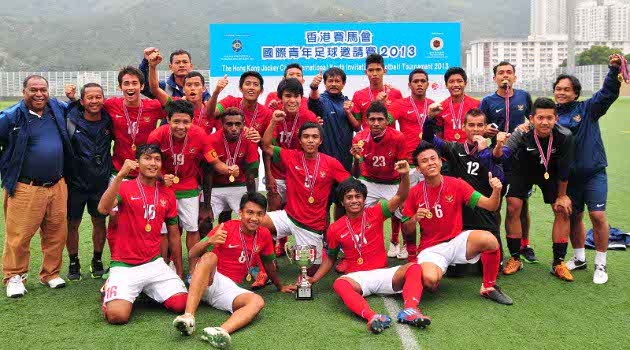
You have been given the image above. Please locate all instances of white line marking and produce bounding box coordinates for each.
[382,296,421,350]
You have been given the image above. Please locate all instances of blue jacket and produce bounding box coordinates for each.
[556,66,620,176]
[139,58,210,101]
[0,99,74,196]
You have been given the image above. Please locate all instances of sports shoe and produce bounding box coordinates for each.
[566,257,587,271]
[520,245,539,263]
[275,237,288,257]
[90,259,107,279]
[480,284,513,305]
[593,264,608,284]
[367,314,392,334]
[397,245,409,260]
[251,272,271,290]
[67,261,82,281]
[502,257,523,275]
[201,327,232,349]
[41,277,66,289]
[387,242,400,258]
[335,259,348,274]
[173,313,196,336]
[6,274,27,298]
[551,262,574,282]
[397,308,431,328]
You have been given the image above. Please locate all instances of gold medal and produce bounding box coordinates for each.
[229,175,235,183]
[357,257,364,265]
[454,133,460,140]
[173,176,179,184]
[145,224,151,232]
[544,172,550,180]
[246,273,252,282]
[308,196,315,204]
[131,144,137,151]
[419,132,423,139]
[426,211,433,219]
[357,140,364,147]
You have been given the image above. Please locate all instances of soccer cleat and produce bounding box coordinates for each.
[367,314,392,334]
[520,245,539,263]
[173,313,196,336]
[397,308,431,328]
[41,277,66,289]
[251,272,270,290]
[387,242,400,258]
[275,237,288,257]
[397,245,409,260]
[67,261,82,281]
[90,259,107,279]
[502,257,523,275]
[551,262,574,282]
[6,274,27,298]
[201,327,232,349]
[593,264,608,284]
[335,259,348,274]
[566,257,587,271]
[480,284,513,305]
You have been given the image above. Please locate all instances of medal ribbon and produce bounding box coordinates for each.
[196,106,206,126]
[281,111,300,147]
[240,100,259,129]
[504,85,511,132]
[122,100,143,147]
[301,152,321,200]
[410,96,428,133]
[167,128,189,177]
[619,54,629,84]
[449,97,465,131]
[237,226,258,274]
[345,212,367,260]
[422,177,444,213]
[136,177,159,229]
[464,142,478,156]
[223,132,244,168]
[533,130,553,175]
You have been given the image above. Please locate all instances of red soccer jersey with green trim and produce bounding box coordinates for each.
[351,86,403,129]
[270,109,318,180]
[109,180,177,265]
[264,92,308,111]
[207,129,259,187]
[389,97,435,163]
[352,128,406,183]
[436,95,480,143]
[202,220,275,284]
[216,95,272,135]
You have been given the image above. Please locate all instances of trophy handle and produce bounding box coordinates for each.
[284,241,293,264]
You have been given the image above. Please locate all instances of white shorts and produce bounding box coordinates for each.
[275,179,287,204]
[103,258,188,305]
[211,186,247,219]
[360,179,402,219]
[409,168,424,187]
[416,230,480,274]
[201,271,252,313]
[267,210,323,264]
[343,266,402,297]
[109,174,132,212]
[161,196,200,234]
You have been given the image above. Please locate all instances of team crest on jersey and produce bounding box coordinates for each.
[144,116,150,122]
[445,195,454,203]
[518,105,524,111]
[573,114,581,123]
[320,171,326,178]
[238,152,245,158]
[160,199,167,207]
[104,129,111,135]
[366,222,372,228]
[189,147,196,153]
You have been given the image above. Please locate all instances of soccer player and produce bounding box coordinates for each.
[493,97,575,281]
[402,141,512,306]
[147,99,238,278]
[97,146,188,325]
[554,54,623,284]
[172,192,295,349]
[352,53,403,129]
[265,63,308,110]
[261,119,350,270]
[480,61,536,263]
[433,67,480,143]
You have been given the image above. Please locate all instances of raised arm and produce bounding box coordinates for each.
[147,52,170,107]
[205,75,229,120]
[385,160,410,213]
[475,172,502,212]
[262,110,285,157]
[97,159,137,214]
[584,54,622,119]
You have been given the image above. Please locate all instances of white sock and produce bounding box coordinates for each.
[595,251,607,266]
[574,248,586,261]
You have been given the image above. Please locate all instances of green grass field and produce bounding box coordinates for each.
[1,98,630,350]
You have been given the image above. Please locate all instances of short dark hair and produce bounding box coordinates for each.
[221,107,245,123]
[336,178,368,206]
[463,108,487,124]
[408,68,429,83]
[117,66,145,87]
[444,67,467,84]
[239,192,268,212]
[169,49,192,64]
[80,83,103,99]
[493,61,516,76]
[277,78,303,98]
[136,143,163,160]
[366,101,388,119]
[239,71,264,89]
[553,74,582,99]
[412,141,439,166]
[284,63,303,77]
[183,71,205,86]
[532,97,557,115]
[23,75,49,89]
[298,122,323,139]
[165,99,194,120]
[365,53,385,68]
[323,67,347,83]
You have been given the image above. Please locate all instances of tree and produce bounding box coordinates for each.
[561,45,627,67]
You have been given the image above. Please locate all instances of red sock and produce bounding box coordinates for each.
[402,264,423,309]
[163,293,188,313]
[333,279,375,320]
[481,248,500,289]
[391,218,401,244]
[406,243,418,263]
[278,236,288,247]
[520,238,530,249]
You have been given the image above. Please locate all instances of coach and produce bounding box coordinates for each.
[0,75,74,298]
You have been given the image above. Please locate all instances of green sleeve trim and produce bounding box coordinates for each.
[401,216,412,223]
[200,237,214,252]
[165,217,179,225]
[116,194,122,203]
[216,103,225,114]
[468,191,482,209]
[175,188,199,199]
[167,96,173,104]
[260,252,276,262]
[327,247,340,256]
[272,146,282,163]
[246,160,260,171]
[271,138,277,146]
[380,201,393,219]
[110,256,160,268]
[387,112,394,125]
[353,112,362,121]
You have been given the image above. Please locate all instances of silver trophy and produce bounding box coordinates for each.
[285,243,317,300]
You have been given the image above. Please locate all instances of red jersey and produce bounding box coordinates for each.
[402,176,481,252]
[104,98,165,175]
[273,147,350,232]
[390,96,435,162]
[169,96,215,134]
[326,202,393,273]
[201,220,275,284]
[351,86,403,129]
[270,109,318,180]
[264,92,309,111]
[216,95,272,135]
[352,128,406,183]
[436,95,480,143]
[147,125,218,196]
[207,129,260,187]
[110,180,177,265]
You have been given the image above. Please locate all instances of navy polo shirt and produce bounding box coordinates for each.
[20,108,64,182]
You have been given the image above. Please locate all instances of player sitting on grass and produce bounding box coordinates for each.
[172,192,295,349]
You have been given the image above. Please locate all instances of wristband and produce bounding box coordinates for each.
[310,85,319,90]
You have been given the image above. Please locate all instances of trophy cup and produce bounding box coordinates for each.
[285,243,317,300]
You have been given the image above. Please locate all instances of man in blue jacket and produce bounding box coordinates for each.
[0,75,74,297]
[554,54,623,284]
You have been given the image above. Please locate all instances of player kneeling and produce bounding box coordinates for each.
[172,192,295,349]
[402,141,513,306]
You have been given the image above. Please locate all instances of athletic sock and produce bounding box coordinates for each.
[391,219,401,245]
[595,251,607,266]
[481,248,500,288]
[520,238,530,250]
[93,251,103,261]
[69,254,79,264]
[333,279,375,320]
[506,237,521,259]
[402,264,423,309]
[552,241,568,266]
[573,248,586,261]
[406,243,418,262]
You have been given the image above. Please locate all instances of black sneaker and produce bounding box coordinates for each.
[67,261,81,281]
[91,259,107,279]
[566,256,587,271]
[481,285,513,305]
[520,245,539,263]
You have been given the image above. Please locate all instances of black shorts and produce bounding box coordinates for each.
[68,190,107,219]
[506,174,558,204]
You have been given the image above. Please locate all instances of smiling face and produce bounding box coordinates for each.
[409,73,429,99]
[169,53,193,78]
[240,76,262,102]
[183,76,206,104]
[80,86,104,115]
[23,77,49,113]
[416,148,442,178]
[530,108,557,138]
[553,78,577,104]
[281,90,302,114]
[285,67,305,84]
[446,73,467,99]
[119,73,144,105]
[238,201,266,232]
[138,152,162,179]
[168,112,192,139]
[324,75,345,94]
[299,127,322,155]
[341,189,365,216]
